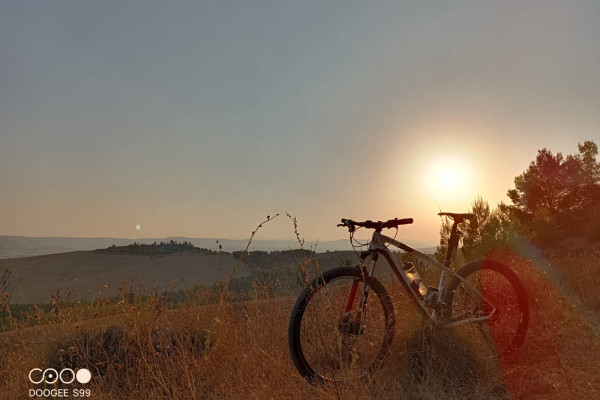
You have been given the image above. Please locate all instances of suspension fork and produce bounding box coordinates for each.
[344,252,379,321]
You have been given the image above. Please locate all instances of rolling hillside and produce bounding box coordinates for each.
[0,251,243,304]
[0,235,436,258]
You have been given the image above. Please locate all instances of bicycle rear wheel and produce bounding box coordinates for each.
[442,259,529,358]
[288,267,395,385]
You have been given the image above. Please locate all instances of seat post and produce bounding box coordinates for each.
[443,220,460,268]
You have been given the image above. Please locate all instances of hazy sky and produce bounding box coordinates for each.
[2,1,599,244]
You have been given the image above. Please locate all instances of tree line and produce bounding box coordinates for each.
[101,240,225,256]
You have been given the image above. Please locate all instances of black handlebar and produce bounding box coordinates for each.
[337,217,413,232]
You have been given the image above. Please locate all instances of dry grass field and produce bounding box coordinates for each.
[1,244,599,399]
[543,240,600,314]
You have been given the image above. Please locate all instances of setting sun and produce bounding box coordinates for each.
[440,170,459,187]
[423,156,477,203]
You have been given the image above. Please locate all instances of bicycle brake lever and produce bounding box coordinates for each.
[338,219,356,232]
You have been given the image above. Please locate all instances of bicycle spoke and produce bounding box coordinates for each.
[444,260,528,358]
[293,270,393,382]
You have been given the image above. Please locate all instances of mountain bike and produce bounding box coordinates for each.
[288,212,529,386]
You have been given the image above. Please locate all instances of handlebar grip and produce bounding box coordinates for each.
[338,218,356,231]
[398,218,413,225]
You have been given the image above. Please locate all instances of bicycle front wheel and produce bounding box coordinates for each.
[442,259,529,358]
[288,267,395,385]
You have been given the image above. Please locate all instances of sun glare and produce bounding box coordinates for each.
[423,156,476,203]
[440,170,458,187]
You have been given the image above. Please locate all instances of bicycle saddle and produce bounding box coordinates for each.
[438,212,475,222]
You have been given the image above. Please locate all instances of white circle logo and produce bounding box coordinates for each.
[29,368,89,384]
[60,368,76,384]
[28,368,44,385]
[76,369,92,384]
[44,368,58,384]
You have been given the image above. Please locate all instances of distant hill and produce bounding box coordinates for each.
[0,236,435,258]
